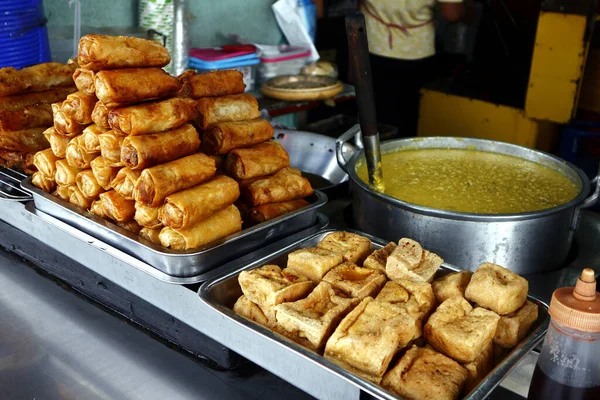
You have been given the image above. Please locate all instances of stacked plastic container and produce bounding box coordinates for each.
[189,48,260,92]
[0,0,51,69]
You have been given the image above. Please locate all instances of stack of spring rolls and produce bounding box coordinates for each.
[0,62,77,173]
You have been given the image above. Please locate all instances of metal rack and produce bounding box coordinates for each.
[0,167,32,201]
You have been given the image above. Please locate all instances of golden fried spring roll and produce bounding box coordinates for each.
[0,128,49,152]
[43,127,70,158]
[0,104,53,131]
[0,87,76,111]
[61,91,97,125]
[53,102,86,137]
[94,68,181,107]
[69,185,94,209]
[108,97,197,136]
[32,171,56,193]
[55,159,83,186]
[98,131,124,167]
[81,124,107,153]
[139,227,162,245]
[120,124,200,170]
[244,199,310,224]
[159,205,242,250]
[99,190,135,222]
[179,70,246,99]
[111,167,142,200]
[66,135,97,169]
[75,169,106,199]
[202,119,274,155]
[33,149,58,177]
[89,199,107,218]
[161,175,240,229]
[77,34,171,71]
[195,93,260,129]
[90,156,120,190]
[53,184,72,201]
[239,167,313,206]
[225,141,290,179]
[134,202,163,229]
[0,62,77,97]
[91,101,110,128]
[134,153,217,206]
[73,68,96,94]
[117,220,143,235]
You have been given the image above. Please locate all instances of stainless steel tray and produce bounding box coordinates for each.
[199,229,550,400]
[0,167,31,201]
[21,176,327,278]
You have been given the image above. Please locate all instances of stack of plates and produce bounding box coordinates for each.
[0,0,51,69]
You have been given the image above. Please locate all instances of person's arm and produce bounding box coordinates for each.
[439,0,475,23]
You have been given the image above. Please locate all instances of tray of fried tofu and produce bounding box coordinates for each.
[199,229,549,400]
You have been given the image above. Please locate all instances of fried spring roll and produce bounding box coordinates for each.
[77,34,171,71]
[94,68,181,107]
[90,156,120,190]
[43,127,71,158]
[98,131,124,167]
[69,185,94,209]
[178,70,246,99]
[225,141,290,179]
[139,227,162,245]
[81,124,107,153]
[0,87,76,111]
[159,205,242,250]
[134,202,163,229]
[66,135,97,169]
[239,167,313,206]
[53,102,87,137]
[89,199,107,218]
[134,153,217,206]
[99,190,135,222]
[245,199,310,224]
[91,101,110,128]
[117,220,143,235]
[0,62,77,97]
[73,68,96,94]
[0,104,53,131]
[76,169,105,199]
[32,171,56,193]
[0,128,49,152]
[55,159,83,186]
[33,149,58,177]
[195,93,260,129]
[61,91,97,125]
[161,175,240,229]
[53,184,72,201]
[203,119,274,155]
[120,124,200,170]
[108,97,197,136]
[111,167,142,200]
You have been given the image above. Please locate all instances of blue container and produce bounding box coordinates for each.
[188,54,261,92]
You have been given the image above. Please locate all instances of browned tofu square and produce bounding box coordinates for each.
[286,247,343,282]
[424,296,500,363]
[386,238,443,282]
[494,300,538,348]
[432,270,473,304]
[465,263,528,315]
[316,231,372,265]
[382,345,468,400]
[363,242,396,272]
[238,265,313,307]
[322,262,387,300]
[462,342,494,394]
[233,295,278,328]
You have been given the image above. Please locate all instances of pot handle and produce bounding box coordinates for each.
[571,164,600,230]
[336,124,361,174]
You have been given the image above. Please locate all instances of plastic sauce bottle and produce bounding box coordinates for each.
[527,268,600,400]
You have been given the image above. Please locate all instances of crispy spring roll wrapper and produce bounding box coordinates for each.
[134,202,163,229]
[91,101,110,129]
[68,185,94,209]
[66,135,97,169]
[239,167,313,206]
[55,159,83,186]
[225,141,290,179]
[53,102,87,137]
[161,175,240,229]
[0,87,76,111]
[108,97,197,136]
[33,148,58,177]
[139,227,162,245]
[90,156,120,190]
[98,131,124,167]
[53,184,72,201]
[117,220,143,235]
[81,124,107,153]
[120,124,200,170]
[73,68,96,94]
[0,62,77,97]
[77,34,171,71]
[43,127,71,158]
[195,93,260,129]
[159,205,242,250]
[111,167,142,200]
[178,70,246,99]
[0,104,53,131]
[89,199,107,218]
[94,68,181,107]
[61,91,97,125]
[134,153,217,206]
[75,169,106,199]
[32,171,56,193]
[203,119,274,155]
[99,190,135,222]
[0,128,49,152]
[245,199,310,224]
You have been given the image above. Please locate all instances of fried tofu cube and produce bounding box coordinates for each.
[233,295,278,328]
[324,297,419,384]
[462,342,494,394]
[322,262,387,300]
[316,231,372,265]
[238,265,313,307]
[275,282,357,352]
[363,242,397,272]
[494,300,538,348]
[286,247,343,282]
[382,345,468,400]
[432,271,473,304]
[465,263,528,315]
[424,296,500,363]
[386,238,443,283]
[376,280,436,335]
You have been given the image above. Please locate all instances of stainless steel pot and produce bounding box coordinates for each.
[336,125,600,274]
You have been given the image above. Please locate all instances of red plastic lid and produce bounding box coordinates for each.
[260,50,311,63]
[190,47,256,61]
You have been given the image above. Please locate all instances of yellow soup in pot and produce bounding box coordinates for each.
[356,149,579,214]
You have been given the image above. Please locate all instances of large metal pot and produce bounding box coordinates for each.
[336,126,600,274]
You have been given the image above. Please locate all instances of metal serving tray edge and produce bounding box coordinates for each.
[199,229,550,400]
[21,177,327,278]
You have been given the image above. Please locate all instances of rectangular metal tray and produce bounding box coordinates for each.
[21,176,327,278]
[199,229,550,400]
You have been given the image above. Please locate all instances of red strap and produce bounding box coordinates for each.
[363,3,433,50]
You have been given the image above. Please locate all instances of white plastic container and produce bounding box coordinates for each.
[258,46,311,84]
